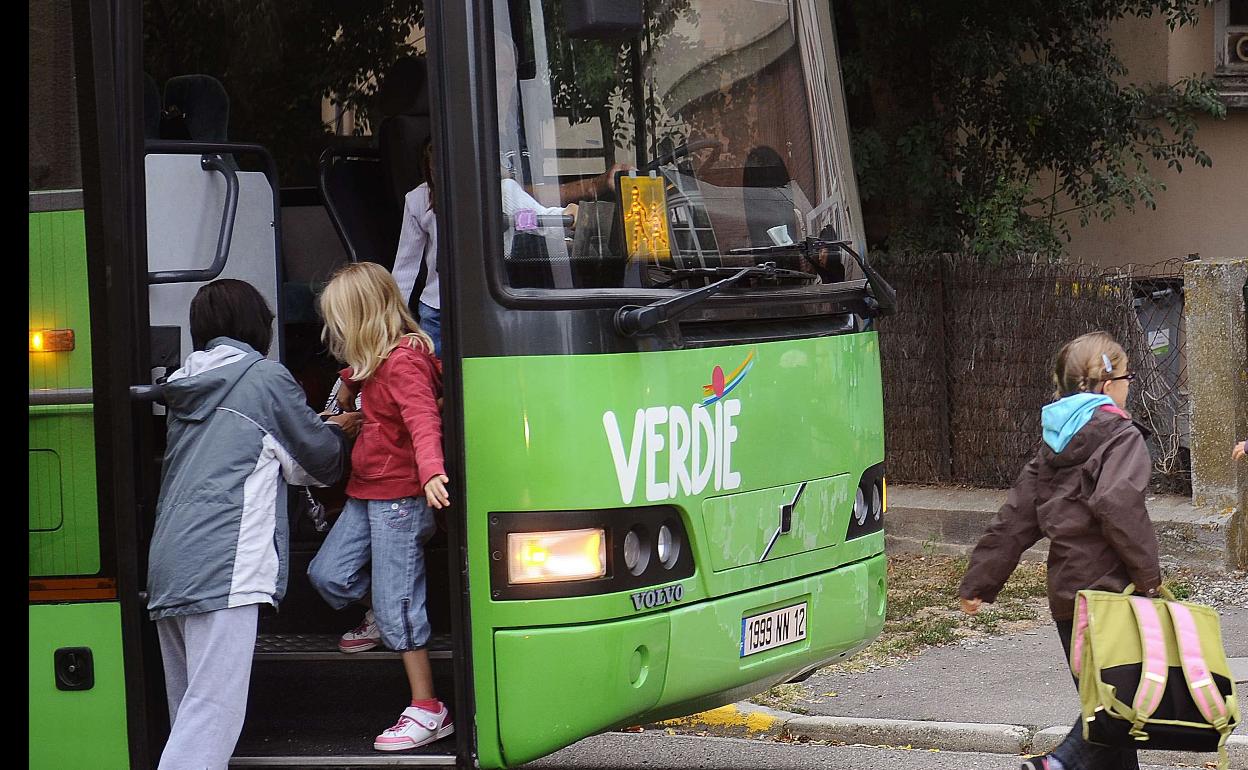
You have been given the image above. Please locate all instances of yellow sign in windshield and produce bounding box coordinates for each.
[620,173,671,261]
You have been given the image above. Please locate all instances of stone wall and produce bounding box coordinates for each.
[1182,257,1248,569]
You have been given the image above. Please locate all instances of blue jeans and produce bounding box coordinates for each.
[418,302,441,359]
[307,496,437,651]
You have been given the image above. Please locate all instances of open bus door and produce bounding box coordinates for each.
[79,1,477,766]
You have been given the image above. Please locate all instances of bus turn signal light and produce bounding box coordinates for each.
[507,528,607,585]
[30,329,75,352]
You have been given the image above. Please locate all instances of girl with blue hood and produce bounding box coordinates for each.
[959,331,1162,770]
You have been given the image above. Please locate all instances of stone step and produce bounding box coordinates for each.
[884,484,1236,571]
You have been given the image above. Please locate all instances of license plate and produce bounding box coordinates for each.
[740,602,807,657]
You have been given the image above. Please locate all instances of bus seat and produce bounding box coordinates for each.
[377,56,432,213]
[161,74,229,142]
[143,73,161,140]
[318,143,401,270]
[742,145,798,248]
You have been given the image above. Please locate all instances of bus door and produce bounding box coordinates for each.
[143,139,283,373]
[133,5,471,767]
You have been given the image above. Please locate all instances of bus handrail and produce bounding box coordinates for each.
[148,153,239,285]
[28,388,93,406]
[28,385,166,406]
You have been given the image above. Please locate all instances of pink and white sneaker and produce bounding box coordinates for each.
[374,704,454,751]
[338,609,382,653]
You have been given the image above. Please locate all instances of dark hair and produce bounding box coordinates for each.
[420,137,435,213]
[189,279,275,354]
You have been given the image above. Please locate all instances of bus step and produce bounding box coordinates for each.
[230,754,456,767]
[254,632,454,662]
[233,660,458,765]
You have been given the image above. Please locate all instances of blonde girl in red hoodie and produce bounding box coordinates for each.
[960,331,1162,770]
[308,261,453,752]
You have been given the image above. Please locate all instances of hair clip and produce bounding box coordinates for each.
[1102,353,1113,373]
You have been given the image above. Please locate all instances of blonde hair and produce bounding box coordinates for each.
[319,262,435,381]
[1053,331,1128,398]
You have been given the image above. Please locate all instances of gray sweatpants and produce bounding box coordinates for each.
[156,603,259,770]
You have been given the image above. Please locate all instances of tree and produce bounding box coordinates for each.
[832,0,1227,258]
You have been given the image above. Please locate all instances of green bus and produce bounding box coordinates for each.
[29,0,893,766]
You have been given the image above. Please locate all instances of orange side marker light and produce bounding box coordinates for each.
[30,329,75,352]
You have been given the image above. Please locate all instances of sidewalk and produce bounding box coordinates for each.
[657,607,1248,766]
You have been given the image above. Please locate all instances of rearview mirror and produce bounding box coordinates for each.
[565,0,643,40]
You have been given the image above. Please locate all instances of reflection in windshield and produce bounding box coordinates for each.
[494,0,865,291]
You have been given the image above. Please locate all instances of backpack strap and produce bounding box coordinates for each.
[1165,601,1234,770]
[1126,597,1169,738]
[1071,592,1090,678]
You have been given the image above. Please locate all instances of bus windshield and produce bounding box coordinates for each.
[493,0,865,292]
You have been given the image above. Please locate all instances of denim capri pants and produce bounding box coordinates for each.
[308,495,437,650]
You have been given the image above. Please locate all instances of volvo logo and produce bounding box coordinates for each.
[630,584,685,611]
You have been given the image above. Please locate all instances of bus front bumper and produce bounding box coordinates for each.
[491,552,887,766]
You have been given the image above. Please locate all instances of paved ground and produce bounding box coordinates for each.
[524,732,1195,769]
[793,606,1248,728]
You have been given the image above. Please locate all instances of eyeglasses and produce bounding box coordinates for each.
[1106,373,1136,383]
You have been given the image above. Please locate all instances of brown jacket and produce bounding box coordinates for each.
[959,408,1161,621]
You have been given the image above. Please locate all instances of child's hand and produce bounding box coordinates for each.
[336,380,359,413]
[425,474,451,509]
[1234,440,1246,461]
[327,411,363,439]
[960,597,982,615]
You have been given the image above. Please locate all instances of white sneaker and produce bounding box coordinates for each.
[338,609,381,653]
[374,704,454,751]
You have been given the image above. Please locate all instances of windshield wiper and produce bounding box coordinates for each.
[615,262,795,336]
[652,264,816,289]
[726,238,896,316]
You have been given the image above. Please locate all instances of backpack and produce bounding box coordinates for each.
[1071,584,1240,769]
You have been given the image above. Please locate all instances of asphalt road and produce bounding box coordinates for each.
[523,732,1193,770]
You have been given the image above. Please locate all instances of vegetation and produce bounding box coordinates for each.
[832,0,1226,258]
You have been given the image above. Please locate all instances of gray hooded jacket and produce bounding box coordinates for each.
[146,337,346,620]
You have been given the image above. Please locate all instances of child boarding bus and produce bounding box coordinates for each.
[29,0,895,766]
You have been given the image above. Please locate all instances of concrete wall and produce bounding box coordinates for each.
[1182,257,1248,569]
[1059,11,1248,267]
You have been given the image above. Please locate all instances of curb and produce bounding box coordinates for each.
[786,715,1028,754]
[652,704,1248,765]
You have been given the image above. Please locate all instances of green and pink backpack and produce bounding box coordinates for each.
[1072,585,1240,769]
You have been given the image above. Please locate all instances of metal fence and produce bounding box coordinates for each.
[876,254,1190,492]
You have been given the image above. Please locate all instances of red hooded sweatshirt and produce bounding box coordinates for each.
[339,343,445,500]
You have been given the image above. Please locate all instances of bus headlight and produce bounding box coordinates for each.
[853,488,868,526]
[623,527,650,575]
[507,528,607,584]
[846,463,886,541]
[656,523,680,569]
[488,506,693,599]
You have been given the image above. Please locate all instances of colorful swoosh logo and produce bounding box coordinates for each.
[701,351,755,407]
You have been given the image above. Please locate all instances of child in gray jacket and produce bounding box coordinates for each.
[146,279,360,769]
